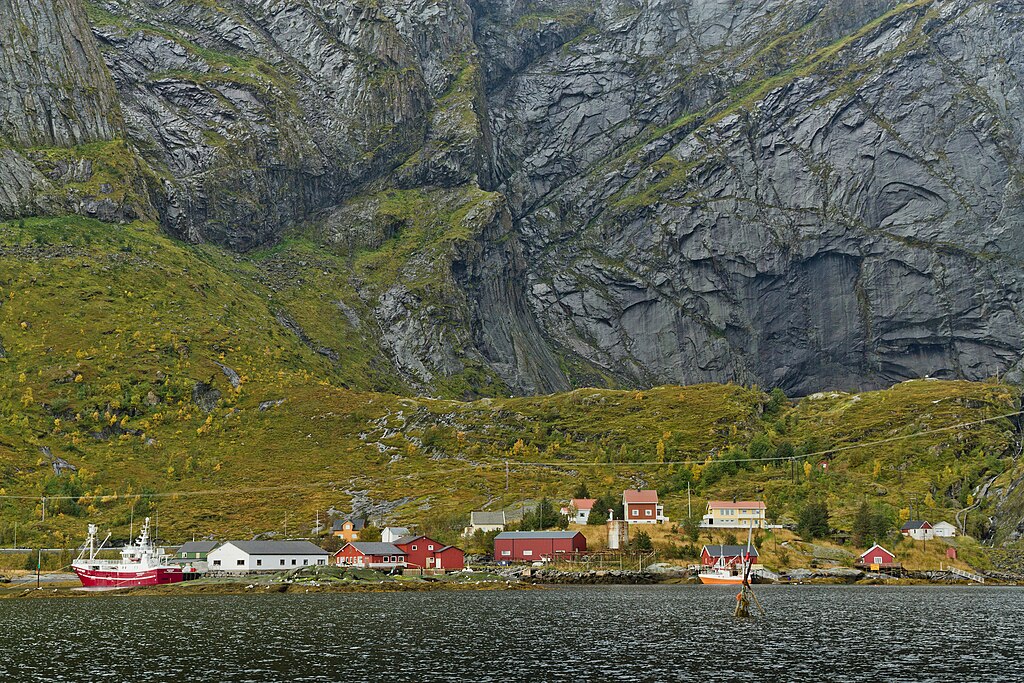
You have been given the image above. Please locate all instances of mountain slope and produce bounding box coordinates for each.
[0,216,1022,545]
[3,0,1023,396]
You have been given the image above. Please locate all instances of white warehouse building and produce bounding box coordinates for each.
[207,540,329,572]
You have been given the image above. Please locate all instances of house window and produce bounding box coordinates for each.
[428,545,434,550]
[874,556,883,564]
[523,550,533,556]
[632,509,639,516]
[257,559,263,566]
[501,550,511,556]
[291,559,297,566]
[645,509,652,516]
[280,559,285,565]
[303,559,309,565]
[213,560,221,566]
[237,559,245,566]
[318,559,325,565]
[411,545,418,550]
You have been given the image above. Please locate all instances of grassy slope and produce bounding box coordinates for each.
[0,217,1020,562]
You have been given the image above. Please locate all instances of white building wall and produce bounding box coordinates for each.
[207,543,328,572]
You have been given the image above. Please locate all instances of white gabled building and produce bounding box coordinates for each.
[932,521,958,538]
[207,540,329,572]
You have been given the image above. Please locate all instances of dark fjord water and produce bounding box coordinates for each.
[1,584,1021,682]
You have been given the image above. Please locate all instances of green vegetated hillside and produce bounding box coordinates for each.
[0,217,1022,548]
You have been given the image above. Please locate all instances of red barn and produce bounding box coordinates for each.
[622,489,668,524]
[333,542,407,570]
[393,535,465,572]
[856,544,897,568]
[494,531,587,562]
[700,544,759,567]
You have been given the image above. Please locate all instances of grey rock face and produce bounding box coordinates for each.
[0,0,122,147]
[484,0,1024,394]
[3,0,1024,396]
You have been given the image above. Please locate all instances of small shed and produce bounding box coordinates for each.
[932,521,958,538]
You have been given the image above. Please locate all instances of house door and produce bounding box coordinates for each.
[427,557,434,569]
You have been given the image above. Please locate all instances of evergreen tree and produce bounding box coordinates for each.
[797,501,830,540]
[572,482,591,499]
[851,501,872,547]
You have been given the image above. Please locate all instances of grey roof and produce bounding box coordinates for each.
[494,531,581,540]
[901,520,930,530]
[346,542,406,555]
[702,544,760,557]
[470,511,506,526]
[223,540,328,555]
[392,535,424,545]
[176,541,218,554]
[384,526,411,535]
[332,517,366,531]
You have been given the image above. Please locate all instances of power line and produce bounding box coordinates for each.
[0,408,1018,501]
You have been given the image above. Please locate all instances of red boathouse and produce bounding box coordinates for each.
[493,531,586,562]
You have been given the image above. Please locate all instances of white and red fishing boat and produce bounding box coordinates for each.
[698,558,747,585]
[73,517,187,588]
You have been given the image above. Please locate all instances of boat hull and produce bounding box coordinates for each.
[698,574,745,585]
[73,565,184,588]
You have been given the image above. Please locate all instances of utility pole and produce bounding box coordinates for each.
[505,460,509,491]
[316,509,320,534]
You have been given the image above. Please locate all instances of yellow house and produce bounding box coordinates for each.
[332,517,365,542]
[701,500,767,529]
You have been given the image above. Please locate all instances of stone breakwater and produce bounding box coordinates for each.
[501,567,664,585]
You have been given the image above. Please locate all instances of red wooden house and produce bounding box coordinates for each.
[333,542,407,570]
[623,489,668,524]
[700,544,759,567]
[855,544,898,569]
[393,535,465,572]
[494,531,586,562]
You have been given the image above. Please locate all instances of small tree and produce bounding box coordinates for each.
[360,525,382,542]
[797,501,830,540]
[572,482,591,500]
[633,530,653,551]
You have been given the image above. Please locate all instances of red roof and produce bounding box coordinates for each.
[858,544,896,562]
[707,500,766,510]
[623,489,659,504]
[571,498,596,510]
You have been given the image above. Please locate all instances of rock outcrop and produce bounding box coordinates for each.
[2,0,1024,396]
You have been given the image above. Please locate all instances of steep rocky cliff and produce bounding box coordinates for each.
[2,0,1023,396]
